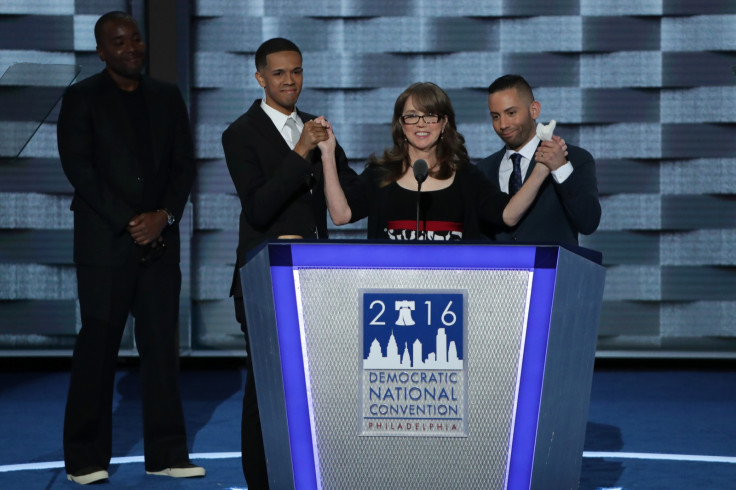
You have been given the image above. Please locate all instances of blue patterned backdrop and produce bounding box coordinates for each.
[1,0,735,356]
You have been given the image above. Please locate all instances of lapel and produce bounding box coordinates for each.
[297,109,314,124]
[251,102,319,165]
[297,109,318,167]
[249,102,321,189]
[140,77,163,172]
[250,101,291,153]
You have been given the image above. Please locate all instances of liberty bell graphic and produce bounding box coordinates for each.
[395,300,416,326]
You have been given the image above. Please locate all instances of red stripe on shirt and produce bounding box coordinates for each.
[387,220,464,232]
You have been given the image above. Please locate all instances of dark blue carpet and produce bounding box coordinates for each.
[581,361,736,489]
[1,359,734,489]
[0,359,245,489]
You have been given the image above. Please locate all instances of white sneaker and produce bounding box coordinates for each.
[146,462,206,478]
[67,467,109,485]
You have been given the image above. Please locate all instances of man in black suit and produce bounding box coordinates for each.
[222,37,362,488]
[478,74,601,245]
[57,11,204,485]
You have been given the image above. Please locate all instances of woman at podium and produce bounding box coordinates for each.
[321,82,559,240]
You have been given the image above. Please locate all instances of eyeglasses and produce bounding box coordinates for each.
[400,114,442,125]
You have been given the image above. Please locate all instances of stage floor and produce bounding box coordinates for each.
[1,359,734,489]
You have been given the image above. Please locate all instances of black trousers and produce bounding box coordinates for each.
[236,296,270,489]
[64,254,190,473]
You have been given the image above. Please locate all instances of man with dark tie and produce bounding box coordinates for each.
[478,74,601,245]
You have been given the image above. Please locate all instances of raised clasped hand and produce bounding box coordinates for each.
[535,135,568,171]
[314,116,336,154]
[298,118,330,152]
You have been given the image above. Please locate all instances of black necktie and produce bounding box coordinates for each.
[508,153,523,196]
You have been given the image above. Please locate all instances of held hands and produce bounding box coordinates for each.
[294,117,331,159]
[315,116,336,155]
[317,116,351,225]
[535,135,568,171]
[127,211,167,246]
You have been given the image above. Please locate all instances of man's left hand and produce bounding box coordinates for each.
[535,135,568,171]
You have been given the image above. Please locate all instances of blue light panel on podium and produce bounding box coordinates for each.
[262,241,558,489]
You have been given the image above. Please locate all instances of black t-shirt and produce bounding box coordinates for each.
[379,179,465,241]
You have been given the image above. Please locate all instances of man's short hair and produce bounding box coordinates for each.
[488,74,535,102]
[255,38,302,70]
[94,11,136,46]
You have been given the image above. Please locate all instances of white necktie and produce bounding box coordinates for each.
[284,118,300,149]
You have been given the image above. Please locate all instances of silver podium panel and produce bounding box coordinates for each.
[242,242,605,490]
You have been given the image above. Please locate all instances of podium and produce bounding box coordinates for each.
[241,241,605,490]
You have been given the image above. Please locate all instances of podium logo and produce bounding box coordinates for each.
[360,290,467,437]
[394,300,416,326]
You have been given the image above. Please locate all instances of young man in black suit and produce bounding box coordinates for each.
[57,11,204,485]
[222,37,363,488]
[478,74,601,245]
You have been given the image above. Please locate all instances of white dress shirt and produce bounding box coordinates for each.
[498,135,573,192]
[260,99,303,150]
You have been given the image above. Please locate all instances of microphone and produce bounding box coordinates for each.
[412,159,429,240]
[413,159,429,185]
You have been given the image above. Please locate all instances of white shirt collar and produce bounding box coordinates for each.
[260,99,300,131]
[505,135,541,162]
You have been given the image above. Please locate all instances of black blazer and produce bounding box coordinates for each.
[57,70,195,266]
[222,100,363,294]
[477,144,601,245]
